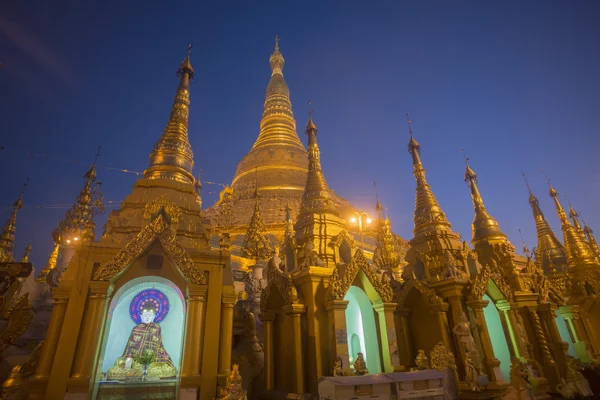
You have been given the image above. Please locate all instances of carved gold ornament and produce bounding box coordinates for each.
[260,254,298,312]
[395,277,442,308]
[468,259,515,301]
[142,195,182,223]
[328,250,393,302]
[93,213,206,284]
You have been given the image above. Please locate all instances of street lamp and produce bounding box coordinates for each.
[350,212,372,250]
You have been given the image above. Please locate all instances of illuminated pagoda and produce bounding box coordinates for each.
[1,40,599,400]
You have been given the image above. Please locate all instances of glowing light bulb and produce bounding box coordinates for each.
[350,217,357,223]
[366,218,372,224]
[74,237,79,241]
[66,239,71,244]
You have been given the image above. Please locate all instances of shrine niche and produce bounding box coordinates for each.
[99,278,184,383]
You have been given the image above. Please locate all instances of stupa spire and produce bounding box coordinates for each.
[544,170,596,266]
[463,151,506,245]
[36,242,60,283]
[406,114,452,237]
[241,172,273,261]
[145,44,196,185]
[230,38,307,206]
[299,112,337,215]
[54,149,104,244]
[583,221,600,255]
[564,192,584,232]
[521,170,567,273]
[0,178,28,262]
[249,37,304,152]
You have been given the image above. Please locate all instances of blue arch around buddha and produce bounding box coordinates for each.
[99,276,186,375]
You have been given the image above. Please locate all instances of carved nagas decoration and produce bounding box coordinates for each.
[260,253,298,312]
[328,250,393,302]
[94,199,206,284]
[468,259,515,301]
[0,294,34,353]
[395,276,443,308]
[143,195,182,222]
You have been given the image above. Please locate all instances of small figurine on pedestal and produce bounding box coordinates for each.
[464,352,481,392]
[333,357,346,377]
[415,349,430,370]
[557,356,593,398]
[502,358,532,400]
[353,353,369,376]
[219,364,247,400]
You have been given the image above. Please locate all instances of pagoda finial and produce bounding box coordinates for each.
[518,229,530,257]
[145,45,196,185]
[36,242,60,283]
[269,35,285,76]
[0,178,28,262]
[463,152,506,245]
[563,192,583,232]
[54,152,104,245]
[543,170,596,266]
[21,243,32,263]
[241,184,273,261]
[405,114,451,237]
[299,110,336,215]
[581,214,600,255]
[374,181,383,216]
[521,169,567,274]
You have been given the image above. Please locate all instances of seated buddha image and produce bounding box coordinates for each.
[107,299,176,381]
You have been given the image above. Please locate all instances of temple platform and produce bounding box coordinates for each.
[96,380,178,400]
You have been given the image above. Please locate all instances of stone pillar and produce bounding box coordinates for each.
[527,306,560,386]
[325,300,350,373]
[260,311,275,390]
[68,281,112,392]
[538,304,567,376]
[283,303,306,394]
[181,284,208,387]
[394,307,413,368]
[559,306,595,362]
[506,304,528,360]
[34,288,70,381]
[218,290,236,374]
[429,302,452,350]
[373,301,401,372]
[467,299,506,387]
[496,302,520,359]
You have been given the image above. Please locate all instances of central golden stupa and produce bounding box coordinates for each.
[205,40,353,237]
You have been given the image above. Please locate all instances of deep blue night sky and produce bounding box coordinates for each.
[1,1,599,270]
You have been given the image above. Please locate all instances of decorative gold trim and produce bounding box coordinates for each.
[328,250,393,302]
[143,195,182,222]
[468,259,515,301]
[232,165,308,186]
[395,277,443,308]
[93,213,206,285]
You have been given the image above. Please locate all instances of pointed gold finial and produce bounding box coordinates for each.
[581,214,600,255]
[563,192,583,232]
[462,152,506,245]
[269,35,285,76]
[21,243,32,262]
[0,178,28,262]
[521,169,567,274]
[54,152,104,245]
[145,45,196,185]
[405,114,451,237]
[374,181,383,216]
[36,242,60,283]
[518,229,530,257]
[543,170,596,266]
[241,175,273,261]
[299,110,336,215]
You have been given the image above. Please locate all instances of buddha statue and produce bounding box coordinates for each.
[353,352,369,376]
[107,303,176,380]
[415,349,430,370]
